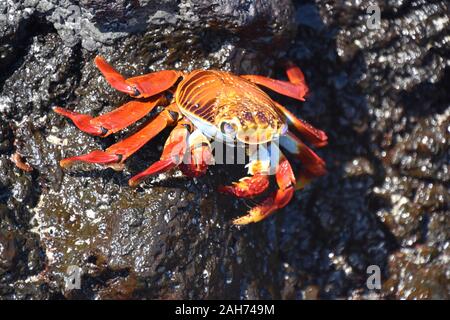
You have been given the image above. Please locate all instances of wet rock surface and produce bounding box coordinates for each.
[0,0,448,299]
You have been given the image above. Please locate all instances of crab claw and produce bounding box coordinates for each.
[232,155,295,225]
[179,129,213,178]
[219,146,272,198]
[179,145,212,177]
[233,188,294,225]
[218,174,270,198]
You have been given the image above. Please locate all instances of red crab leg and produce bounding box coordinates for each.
[53,95,165,137]
[241,62,309,101]
[60,104,179,169]
[232,153,295,225]
[280,131,327,178]
[95,56,183,98]
[53,107,104,136]
[128,120,191,187]
[274,101,327,147]
[179,129,214,178]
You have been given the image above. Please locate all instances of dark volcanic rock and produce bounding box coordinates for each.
[0,0,449,300]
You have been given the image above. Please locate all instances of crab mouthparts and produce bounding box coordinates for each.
[236,128,277,144]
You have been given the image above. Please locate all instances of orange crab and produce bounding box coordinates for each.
[54,56,327,224]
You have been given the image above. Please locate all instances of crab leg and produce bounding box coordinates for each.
[128,119,192,187]
[95,56,183,98]
[233,152,295,225]
[54,95,165,137]
[179,129,214,178]
[274,101,327,147]
[280,131,327,179]
[60,104,179,169]
[241,62,309,101]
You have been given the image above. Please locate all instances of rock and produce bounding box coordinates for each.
[0,0,448,300]
[383,246,449,299]
[0,231,17,272]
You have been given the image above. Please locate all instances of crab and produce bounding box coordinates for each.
[54,56,327,225]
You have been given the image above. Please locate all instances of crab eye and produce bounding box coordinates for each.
[220,121,237,136]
